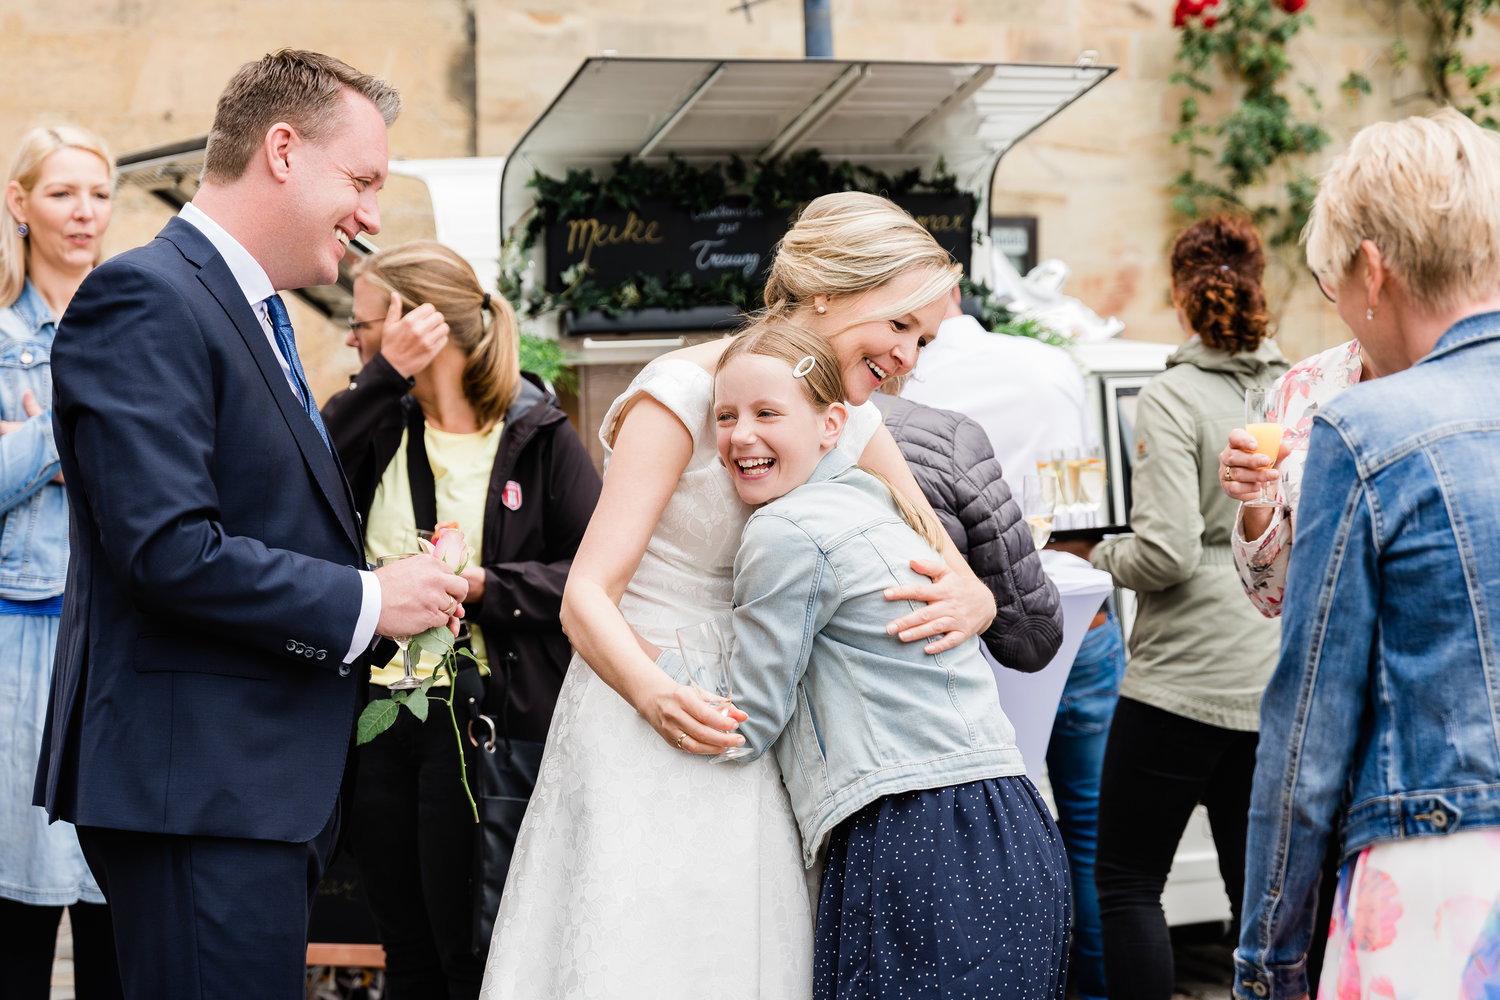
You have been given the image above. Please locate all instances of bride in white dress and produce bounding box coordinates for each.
[479,193,998,999]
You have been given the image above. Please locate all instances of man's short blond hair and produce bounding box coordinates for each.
[1306,108,1500,312]
[203,49,401,184]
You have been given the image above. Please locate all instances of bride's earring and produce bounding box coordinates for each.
[815,304,827,315]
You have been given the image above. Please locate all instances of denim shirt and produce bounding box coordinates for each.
[660,451,1025,868]
[1234,312,1500,999]
[0,280,66,599]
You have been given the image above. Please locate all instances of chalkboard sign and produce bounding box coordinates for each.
[543,194,974,294]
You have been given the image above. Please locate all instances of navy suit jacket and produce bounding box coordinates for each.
[35,217,372,844]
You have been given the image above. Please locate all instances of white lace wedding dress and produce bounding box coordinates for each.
[479,358,880,1000]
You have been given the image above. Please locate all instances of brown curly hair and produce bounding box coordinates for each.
[1169,215,1270,354]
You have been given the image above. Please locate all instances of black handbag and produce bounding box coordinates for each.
[404,403,545,957]
[453,662,544,956]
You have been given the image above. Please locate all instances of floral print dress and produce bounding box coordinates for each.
[1230,339,1362,616]
[1320,831,1500,999]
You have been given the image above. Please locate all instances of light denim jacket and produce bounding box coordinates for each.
[661,452,1026,868]
[1234,312,1500,999]
[0,280,66,599]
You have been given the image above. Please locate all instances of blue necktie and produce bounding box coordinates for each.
[264,294,332,452]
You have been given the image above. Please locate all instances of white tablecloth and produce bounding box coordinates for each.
[988,549,1115,783]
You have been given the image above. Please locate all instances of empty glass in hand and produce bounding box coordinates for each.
[675,612,752,762]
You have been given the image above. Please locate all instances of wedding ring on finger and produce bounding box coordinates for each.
[1223,468,1233,482]
[676,732,688,750]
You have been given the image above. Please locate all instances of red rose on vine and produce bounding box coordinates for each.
[1172,0,1221,29]
[1279,0,1306,10]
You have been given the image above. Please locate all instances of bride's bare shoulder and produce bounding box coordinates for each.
[656,337,734,375]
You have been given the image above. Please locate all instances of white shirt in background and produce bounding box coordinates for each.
[903,313,1094,495]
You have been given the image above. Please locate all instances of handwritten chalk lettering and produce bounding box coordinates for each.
[691,239,762,277]
[716,221,742,235]
[691,204,765,222]
[563,212,664,266]
[913,213,967,234]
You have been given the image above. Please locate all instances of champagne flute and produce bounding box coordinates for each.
[676,613,752,763]
[1020,473,1055,551]
[375,552,424,690]
[1075,445,1106,526]
[1050,447,1080,510]
[1243,387,1283,508]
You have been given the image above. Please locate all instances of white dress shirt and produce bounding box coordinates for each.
[902,313,1095,496]
[177,202,380,663]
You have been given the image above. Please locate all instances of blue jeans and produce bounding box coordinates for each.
[1046,611,1126,1000]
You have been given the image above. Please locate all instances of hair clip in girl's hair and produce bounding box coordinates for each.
[482,292,492,311]
[792,355,817,378]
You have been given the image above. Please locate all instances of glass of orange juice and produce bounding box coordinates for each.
[1243,387,1283,508]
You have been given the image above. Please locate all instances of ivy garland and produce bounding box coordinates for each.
[1170,0,1330,248]
[499,150,961,323]
[1342,1,1500,129]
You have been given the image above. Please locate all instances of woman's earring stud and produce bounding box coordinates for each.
[815,304,827,315]
[1366,308,1374,321]
[15,223,27,238]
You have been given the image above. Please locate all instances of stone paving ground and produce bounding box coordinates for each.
[49,914,1237,999]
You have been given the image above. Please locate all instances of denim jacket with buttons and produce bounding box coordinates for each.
[660,451,1026,868]
[1234,312,1500,999]
[0,280,65,600]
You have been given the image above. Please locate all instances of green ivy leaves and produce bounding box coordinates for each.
[1170,0,1329,247]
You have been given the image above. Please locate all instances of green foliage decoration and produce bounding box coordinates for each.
[500,151,960,324]
[1170,0,1331,247]
[1411,0,1500,127]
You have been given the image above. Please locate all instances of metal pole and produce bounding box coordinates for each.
[804,0,832,58]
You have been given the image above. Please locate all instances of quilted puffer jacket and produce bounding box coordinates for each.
[873,394,1063,672]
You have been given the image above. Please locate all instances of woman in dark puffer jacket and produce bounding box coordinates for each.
[871,393,1062,672]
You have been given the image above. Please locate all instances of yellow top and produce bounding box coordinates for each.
[365,419,503,686]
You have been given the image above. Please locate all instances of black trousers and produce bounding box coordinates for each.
[77,807,339,1000]
[0,897,121,999]
[1094,697,1258,1000]
[347,688,485,1000]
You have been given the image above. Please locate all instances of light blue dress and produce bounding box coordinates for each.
[0,280,102,906]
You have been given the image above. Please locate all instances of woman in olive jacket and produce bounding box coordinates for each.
[320,241,600,998]
[1070,217,1287,1000]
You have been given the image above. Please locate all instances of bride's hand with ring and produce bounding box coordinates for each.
[631,632,747,754]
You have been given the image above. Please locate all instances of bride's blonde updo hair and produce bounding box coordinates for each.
[763,191,962,327]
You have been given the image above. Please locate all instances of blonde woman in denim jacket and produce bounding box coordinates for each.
[652,324,1071,999]
[0,125,120,997]
[1235,109,1500,1000]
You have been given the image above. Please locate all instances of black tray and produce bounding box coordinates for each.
[1050,524,1130,543]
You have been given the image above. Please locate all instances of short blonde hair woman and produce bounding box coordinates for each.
[479,191,997,996]
[320,238,601,990]
[0,122,122,997]
[1235,109,1500,1000]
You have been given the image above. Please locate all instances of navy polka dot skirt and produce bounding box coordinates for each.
[813,775,1071,999]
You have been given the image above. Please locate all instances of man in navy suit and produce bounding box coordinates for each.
[34,50,469,998]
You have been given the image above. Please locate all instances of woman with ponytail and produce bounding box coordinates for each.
[321,239,601,998]
[1055,215,1288,1000]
